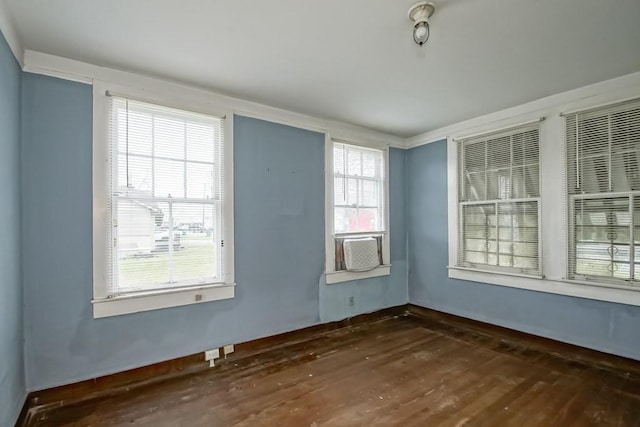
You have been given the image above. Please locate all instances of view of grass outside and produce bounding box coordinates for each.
[119,234,216,289]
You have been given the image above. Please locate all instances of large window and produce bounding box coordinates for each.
[446,80,640,306]
[93,89,234,317]
[326,140,389,283]
[566,98,640,285]
[457,124,541,275]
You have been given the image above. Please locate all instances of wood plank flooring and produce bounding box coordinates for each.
[28,313,640,426]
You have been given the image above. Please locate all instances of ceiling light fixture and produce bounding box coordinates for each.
[408,1,435,46]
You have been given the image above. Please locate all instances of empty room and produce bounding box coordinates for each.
[1,0,640,426]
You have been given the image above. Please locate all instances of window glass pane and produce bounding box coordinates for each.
[361,180,378,206]
[512,134,525,166]
[464,172,486,201]
[580,155,609,194]
[186,163,214,199]
[334,177,346,205]
[334,145,345,175]
[186,122,215,163]
[497,202,538,270]
[511,166,525,199]
[579,115,609,155]
[347,149,362,176]
[154,116,185,159]
[611,151,640,192]
[117,108,153,156]
[487,168,510,200]
[514,256,538,270]
[574,197,631,280]
[357,208,381,231]
[362,152,378,177]
[335,207,381,233]
[464,251,488,264]
[117,200,170,291]
[486,136,511,170]
[347,178,358,205]
[524,164,540,197]
[171,203,218,283]
[464,141,485,172]
[498,254,513,266]
[335,207,357,233]
[155,159,184,198]
[520,130,539,165]
[118,155,152,193]
[462,204,497,266]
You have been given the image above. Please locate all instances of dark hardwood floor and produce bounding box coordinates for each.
[28,313,640,426]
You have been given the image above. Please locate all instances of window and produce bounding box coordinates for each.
[93,89,234,318]
[446,79,640,306]
[566,98,640,285]
[456,124,541,275]
[326,140,390,283]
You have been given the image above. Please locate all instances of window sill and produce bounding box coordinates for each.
[326,265,391,284]
[448,266,640,307]
[92,283,235,318]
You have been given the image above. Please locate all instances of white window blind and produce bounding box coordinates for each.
[457,123,541,274]
[566,98,640,285]
[333,142,385,234]
[108,96,225,296]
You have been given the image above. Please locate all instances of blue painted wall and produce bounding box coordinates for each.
[407,139,640,361]
[20,76,407,391]
[0,30,25,427]
[320,148,407,321]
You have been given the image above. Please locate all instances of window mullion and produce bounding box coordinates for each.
[484,141,488,200]
[125,99,130,188]
[356,178,361,230]
[151,113,156,197]
[608,113,613,192]
[631,195,635,281]
[509,135,514,268]
[494,201,499,266]
[183,120,188,198]
[168,199,174,284]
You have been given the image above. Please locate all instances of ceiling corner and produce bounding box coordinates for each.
[0,1,23,66]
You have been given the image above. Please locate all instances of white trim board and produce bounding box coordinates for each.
[0,2,23,65]
[406,71,640,149]
[21,50,405,149]
[17,50,640,149]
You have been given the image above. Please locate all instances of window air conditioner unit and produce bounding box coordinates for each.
[344,237,380,272]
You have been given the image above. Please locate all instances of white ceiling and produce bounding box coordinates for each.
[4,0,640,137]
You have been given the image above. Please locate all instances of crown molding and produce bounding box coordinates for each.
[0,1,23,65]
[22,50,405,149]
[405,71,640,149]
[17,49,640,151]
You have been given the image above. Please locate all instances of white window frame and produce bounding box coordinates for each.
[325,135,391,284]
[564,99,640,285]
[445,74,640,307]
[456,123,543,276]
[92,81,235,318]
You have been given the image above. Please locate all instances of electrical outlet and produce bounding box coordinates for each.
[204,348,220,361]
[349,296,355,307]
[223,345,235,358]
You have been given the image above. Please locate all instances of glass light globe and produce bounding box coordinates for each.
[413,22,430,45]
